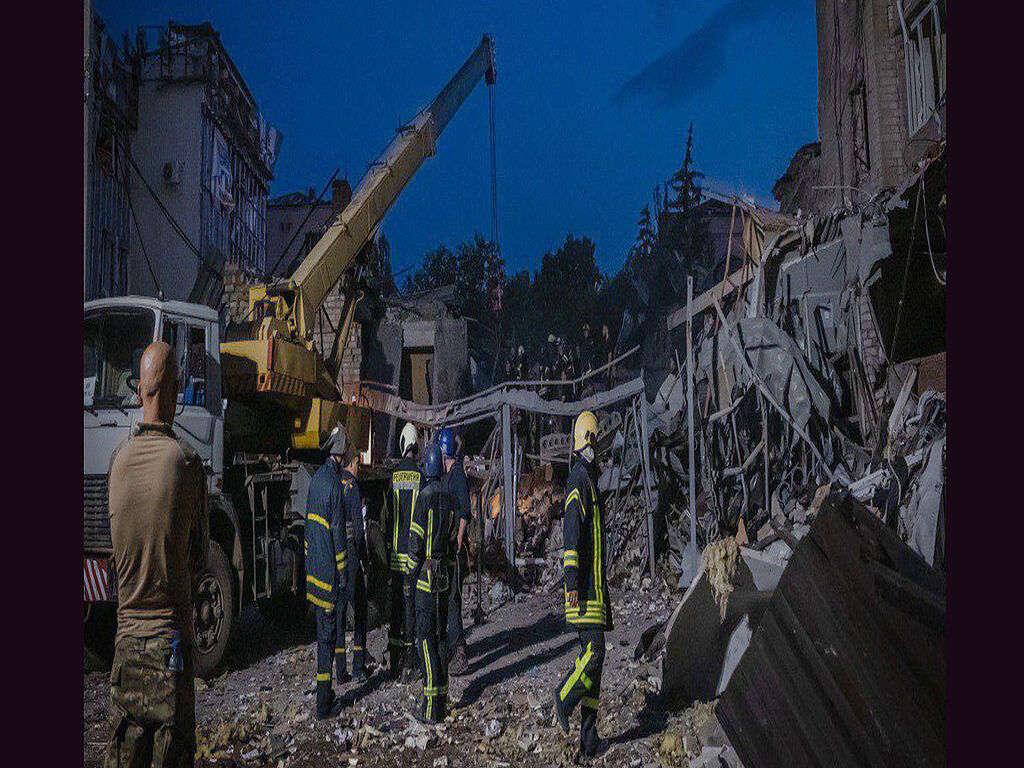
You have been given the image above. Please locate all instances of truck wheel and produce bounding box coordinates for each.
[193,541,235,679]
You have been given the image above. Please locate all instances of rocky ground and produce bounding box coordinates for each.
[84,574,738,767]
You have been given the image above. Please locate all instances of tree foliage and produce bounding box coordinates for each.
[403,233,504,327]
[398,124,714,374]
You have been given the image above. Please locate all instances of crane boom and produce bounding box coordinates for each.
[221,34,496,452]
[286,34,496,341]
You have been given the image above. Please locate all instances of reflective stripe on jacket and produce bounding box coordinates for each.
[562,456,613,629]
[406,480,458,594]
[389,458,422,572]
[304,461,347,610]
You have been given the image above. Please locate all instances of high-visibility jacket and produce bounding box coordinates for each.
[339,468,365,578]
[562,455,613,630]
[406,480,458,595]
[304,460,347,610]
[387,457,422,573]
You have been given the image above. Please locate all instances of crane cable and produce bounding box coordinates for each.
[487,78,503,382]
[488,81,499,248]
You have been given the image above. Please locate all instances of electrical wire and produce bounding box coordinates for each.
[119,149,164,298]
[123,149,204,264]
[919,175,945,286]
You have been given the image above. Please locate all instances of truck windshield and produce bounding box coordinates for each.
[84,309,156,408]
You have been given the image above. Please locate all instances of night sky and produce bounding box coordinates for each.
[95,0,817,276]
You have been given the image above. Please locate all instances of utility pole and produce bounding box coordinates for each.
[681,275,699,587]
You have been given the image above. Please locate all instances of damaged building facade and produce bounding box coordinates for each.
[131,22,281,311]
[84,14,138,301]
[84,20,281,317]
[774,0,946,215]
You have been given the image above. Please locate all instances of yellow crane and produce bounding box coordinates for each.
[221,36,497,452]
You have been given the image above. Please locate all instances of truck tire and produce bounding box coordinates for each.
[193,541,235,679]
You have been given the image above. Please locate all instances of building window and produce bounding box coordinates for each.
[903,0,946,135]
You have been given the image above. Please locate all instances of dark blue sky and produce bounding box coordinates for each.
[96,0,818,275]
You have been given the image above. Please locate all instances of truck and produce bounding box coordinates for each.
[84,36,497,677]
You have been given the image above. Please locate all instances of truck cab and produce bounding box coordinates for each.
[84,297,237,676]
[84,296,223,480]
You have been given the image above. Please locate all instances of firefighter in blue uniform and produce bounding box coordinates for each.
[438,427,471,675]
[338,433,369,682]
[304,425,349,719]
[551,410,611,757]
[387,422,422,681]
[406,442,459,724]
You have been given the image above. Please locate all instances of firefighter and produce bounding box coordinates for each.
[551,410,611,757]
[388,422,422,681]
[406,442,459,724]
[304,424,349,719]
[439,427,471,675]
[338,435,369,682]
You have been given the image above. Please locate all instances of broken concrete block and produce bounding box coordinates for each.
[697,713,730,750]
[659,548,782,705]
[689,746,725,768]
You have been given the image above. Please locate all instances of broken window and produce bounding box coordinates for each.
[903,0,946,135]
[849,80,870,183]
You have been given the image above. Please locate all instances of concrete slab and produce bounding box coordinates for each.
[660,547,784,705]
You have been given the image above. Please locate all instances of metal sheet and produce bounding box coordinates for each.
[718,492,946,768]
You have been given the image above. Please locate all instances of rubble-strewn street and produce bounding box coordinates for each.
[86,578,738,768]
[85,2,946,766]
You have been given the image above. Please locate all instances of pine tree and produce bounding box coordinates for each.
[667,124,704,215]
[626,205,656,277]
[658,123,714,295]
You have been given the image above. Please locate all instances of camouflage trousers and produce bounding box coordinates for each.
[104,635,196,768]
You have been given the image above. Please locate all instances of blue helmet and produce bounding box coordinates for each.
[438,427,456,459]
[424,442,444,480]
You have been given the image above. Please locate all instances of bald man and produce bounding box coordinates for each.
[105,341,209,768]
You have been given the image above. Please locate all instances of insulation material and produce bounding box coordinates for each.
[701,537,739,621]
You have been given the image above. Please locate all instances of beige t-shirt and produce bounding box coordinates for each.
[108,422,208,645]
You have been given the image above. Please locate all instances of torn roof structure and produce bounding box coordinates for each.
[652,144,945,572]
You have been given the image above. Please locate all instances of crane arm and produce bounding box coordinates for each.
[285,34,496,341]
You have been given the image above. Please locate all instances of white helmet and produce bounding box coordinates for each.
[399,422,419,457]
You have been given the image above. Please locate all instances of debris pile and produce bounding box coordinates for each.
[635,146,947,585]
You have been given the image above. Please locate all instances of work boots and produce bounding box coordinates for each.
[580,705,608,758]
[551,697,570,734]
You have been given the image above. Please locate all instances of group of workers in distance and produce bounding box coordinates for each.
[102,338,609,766]
[304,420,471,725]
[306,410,610,756]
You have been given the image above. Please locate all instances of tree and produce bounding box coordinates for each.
[659,123,714,295]
[626,205,657,278]
[404,233,505,327]
[503,269,535,354]
[532,234,601,347]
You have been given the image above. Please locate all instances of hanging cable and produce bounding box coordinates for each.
[888,175,924,368]
[488,81,499,248]
[126,186,165,300]
[919,174,945,287]
[119,148,164,299]
[123,149,204,264]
